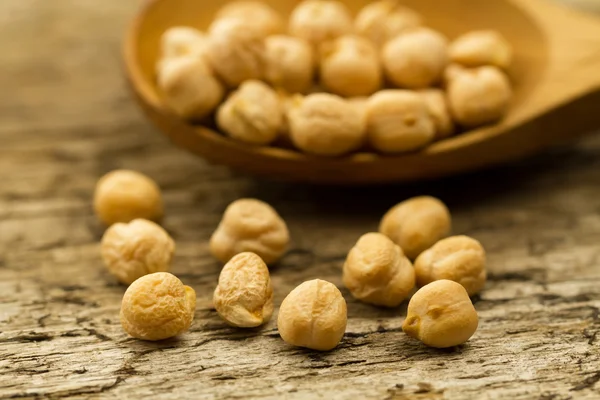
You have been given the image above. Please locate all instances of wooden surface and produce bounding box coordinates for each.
[1,1,600,399]
[125,0,600,184]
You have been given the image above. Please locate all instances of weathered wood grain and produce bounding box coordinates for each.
[0,1,599,399]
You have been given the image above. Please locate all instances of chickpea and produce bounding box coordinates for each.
[379,196,451,260]
[343,233,415,307]
[213,252,273,328]
[289,0,353,48]
[278,279,347,351]
[355,0,422,47]
[264,35,314,94]
[157,27,207,75]
[277,91,304,145]
[320,35,382,97]
[446,65,512,127]
[418,89,455,140]
[402,280,478,348]
[449,30,512,69]
[101,219,175,285]
[158,56,224,121]
[215,1,284,37]
[205,19,265,87]
[210,198,289,265]
[94,170,163,226]
[216,80,283,145]
[382,27,449,89]
[415,235,486,296]
[365,90,435,153]
[288,93,366,156]
[120,272,196,341]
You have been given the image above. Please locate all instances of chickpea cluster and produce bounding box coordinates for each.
[156,1,515,157]
[93,167,488,350]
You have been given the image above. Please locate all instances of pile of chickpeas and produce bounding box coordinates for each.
[156,0,513,157]
[95,169,485,350]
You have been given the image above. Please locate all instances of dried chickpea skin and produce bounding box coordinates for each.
[447,65,512,128]
[121,272,196,341]
[383,28,449,89]
[320,35,382,97]
[215,1,284,37]
[449,30,512,69]
[264,35,314,94]
[217,80,283,145]
[101,219,175,285]
[415,235,486,296]
[289,0,353,48]
[366,90,435,153]
[355,0,422,47]
[210,199,289,265]
[343,233,415,307]
[94,170,163,226]
[403,280,478,348]
[158,56,224,121]
[380,196,451,260]
[289,93,366,156]
[213,252,273,327]
[278,279,347,351]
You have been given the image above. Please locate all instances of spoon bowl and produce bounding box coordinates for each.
[124,0,600,184]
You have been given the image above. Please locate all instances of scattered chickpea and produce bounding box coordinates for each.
[343,233,415,307]
[415,235,486,296]
[446,65,512,127]
[101,219,175,285]
[157,27,208,75]
[379,196,451,260]
[264,35,314,94]
[355,0,422,47]
[289,0,353,48]
[288,93,366,156]
[278,279,347,351]
[418,89,455,139]
[210,198,289,265]
[205,19,265,87]
[320,35,382,97]
[217,80,283,145]
[158,56,224,121]
[94,170,163,226]
[213,252,273,327]
[120,272,196,341]
[449,30,512,69]
[365,90,435,153]
[215,1,284,37]
[402,279,478,348]
[382,27,449,89]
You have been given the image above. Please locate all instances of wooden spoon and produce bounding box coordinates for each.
[124,0,600,184]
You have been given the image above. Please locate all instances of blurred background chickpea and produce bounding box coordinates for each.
[449,30,512,70]
[379,196,451,260]
[217,80,283,145]
[415,235,487,296]
[288,93,366,156]
[383,27,449,89]
[289,0,353,48]
[94,170,163,226]
[343,233,415,307]
[215,1,284,37]
[355,0,422,47]
[158,57,224,121]
[157,27,208,75]
[366,90,435,153]
[446,65,512,127]
[320,35,382,97]
[264,35,314,94]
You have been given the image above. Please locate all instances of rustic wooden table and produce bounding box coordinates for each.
[1,1,599,399]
